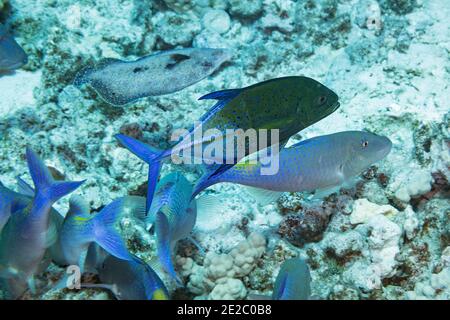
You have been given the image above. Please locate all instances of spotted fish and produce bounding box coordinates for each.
[74,48,232,105]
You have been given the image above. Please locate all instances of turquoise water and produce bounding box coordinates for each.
[0,0,449,300]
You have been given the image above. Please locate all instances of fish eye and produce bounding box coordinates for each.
[316,96,327,105]
[361,140,369,148]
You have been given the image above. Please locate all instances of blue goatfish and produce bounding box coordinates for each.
[0,178,39,233]
[0,148,84,298]
[146,172,197,285]
[54,195,147,274]
[272,258,311,300]
[0,23,27,71]
[248,258,311,300]
[1,177,65,274]
[116,76,340,214]
[192,131,392,203]
[85,253,169,300]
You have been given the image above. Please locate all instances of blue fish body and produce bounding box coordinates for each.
[95,254,169,300]
[272,258,311,300]
[57,195,146,272]
[0,148,84,298]
[193,131,392,197]
[147,172,196,284]
[0,23,28,71]
[0,182,29,233]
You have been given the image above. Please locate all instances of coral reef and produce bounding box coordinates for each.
[177,232,266,299]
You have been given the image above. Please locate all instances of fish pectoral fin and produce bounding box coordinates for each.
[195,194,223,223]
[244,186,283,206]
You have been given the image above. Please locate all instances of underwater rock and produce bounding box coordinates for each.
[406,249,450,300]
[208,278,247,300]
[353,0,382,32]
[202,9,231,34]
[74,48,232,105]
[162,0,194,13]
[388,168,432,203]
[323,230,365,263]
[119,122,143,140]
[350,198,398,225]
[278,208,331,247]
[228,0,263,19]
[380,0,419,15]
[177,232,266,299]
[153,11,201,46]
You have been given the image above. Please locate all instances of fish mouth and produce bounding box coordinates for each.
[331,101,340,112]
[376,137,393,160]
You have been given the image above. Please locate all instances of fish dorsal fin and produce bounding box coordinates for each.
[244,186,283,207]
[198,88,241,101]
[121,196,147,222]
[16,176,35,196]
[95,58,122,69]
[197,88,242,123]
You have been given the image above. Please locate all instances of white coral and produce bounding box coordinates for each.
[407,267,450,300]
[350,198,398,224]
[208,278,247,300]
[388,168,432,203]
[344,199,402,290]
[177,232,266,299]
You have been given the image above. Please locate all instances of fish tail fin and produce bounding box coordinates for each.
[92,197,140,262]
[115,134,165,213]
[155,211,182,286]
[16,176,35,196]
[26,147,85,203]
